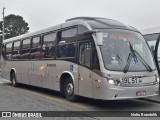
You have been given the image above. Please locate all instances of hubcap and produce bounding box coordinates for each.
[66,83,73,96]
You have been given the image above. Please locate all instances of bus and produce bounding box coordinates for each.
[141,27,160,75]
[1,17,159,101]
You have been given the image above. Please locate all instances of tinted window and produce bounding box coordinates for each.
[77,25,91,41]
[57,28,77,58]
[78,25,88,35]
[79,41,92,68]
[5,43,12,60]
[2,44,6,60]
[42,33,56,59]
[12,41,21,60]
[31,37,41,59]
[21,39,30,60]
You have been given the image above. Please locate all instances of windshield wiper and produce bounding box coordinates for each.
[123,53,133,73]
[123,42,152,73]
[134,50,152,72]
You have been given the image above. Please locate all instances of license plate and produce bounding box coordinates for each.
[122,77,142,85]
[136,91,146,96]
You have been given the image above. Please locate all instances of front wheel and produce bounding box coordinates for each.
[64,77,77,101]
[11,72,18,87]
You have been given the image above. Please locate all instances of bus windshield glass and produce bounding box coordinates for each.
[100,29,156,71]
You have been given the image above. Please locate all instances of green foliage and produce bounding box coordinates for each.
[0,14,29,39]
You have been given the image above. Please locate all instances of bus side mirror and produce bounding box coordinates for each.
[95,32,103,46]
[84,30,103,46]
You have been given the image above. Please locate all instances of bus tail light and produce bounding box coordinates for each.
[95,80,101,82]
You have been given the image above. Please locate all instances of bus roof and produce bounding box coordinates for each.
[141,26,160,35]
[4,17,139,44]
[66,17,138,30]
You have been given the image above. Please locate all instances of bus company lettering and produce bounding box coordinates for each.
[47,63,56,67]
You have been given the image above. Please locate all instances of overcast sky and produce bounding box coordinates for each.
[0,0,160,32]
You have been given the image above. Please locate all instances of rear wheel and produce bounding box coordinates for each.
[64,77,77,101]
[11,72,18,87]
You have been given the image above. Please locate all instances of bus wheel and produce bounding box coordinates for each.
[64,77,77,101]
[11,72,18,87]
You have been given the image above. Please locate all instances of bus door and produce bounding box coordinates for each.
[78,40,93,98]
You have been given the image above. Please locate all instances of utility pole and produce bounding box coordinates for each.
[2,7,5,43]
[0,7,5,76]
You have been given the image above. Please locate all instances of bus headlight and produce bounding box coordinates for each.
[108,79,121,86]
[108,79,115,85]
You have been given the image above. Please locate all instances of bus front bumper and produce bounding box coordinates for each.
[93,84,159,100]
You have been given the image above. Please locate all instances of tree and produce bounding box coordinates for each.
[0,14,29,39]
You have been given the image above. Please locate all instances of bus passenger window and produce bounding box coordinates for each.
[42,33,56,59]
[5,43,12,60]
[21,39,31,60]
[2,45,6,60]
[12,41,21,60]
[31,37,41,59]
[57,28,76,58]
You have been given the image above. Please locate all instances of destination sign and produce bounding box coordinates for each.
[109,33,135,41]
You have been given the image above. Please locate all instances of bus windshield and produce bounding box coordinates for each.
[100,29,156,72]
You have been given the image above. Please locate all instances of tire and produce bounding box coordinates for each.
[11,72,18,87]
[64,77,77,101]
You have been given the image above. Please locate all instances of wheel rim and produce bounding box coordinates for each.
[66,83,74,96]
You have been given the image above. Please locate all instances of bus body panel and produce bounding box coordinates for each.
[78,65,93,98]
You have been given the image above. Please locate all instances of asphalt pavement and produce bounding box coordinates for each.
[0,77,160,120]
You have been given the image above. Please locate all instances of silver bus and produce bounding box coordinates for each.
[141,27,160,75]
[1,17,159,101]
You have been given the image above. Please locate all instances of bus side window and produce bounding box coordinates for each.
[2,44,6,60]
[42,33,56,59]
[31,37,41,59]
[21,39,31,60]
[5,43,13,60]
[12,41,21,60]
[57,28,77,58]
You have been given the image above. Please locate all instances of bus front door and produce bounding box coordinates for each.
[78,41,93,98]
